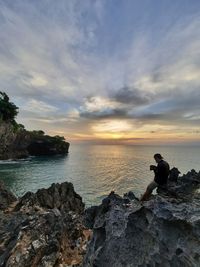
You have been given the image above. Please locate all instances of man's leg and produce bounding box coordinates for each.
[140,181,158,201]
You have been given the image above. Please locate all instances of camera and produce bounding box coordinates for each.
[150,165,156,171]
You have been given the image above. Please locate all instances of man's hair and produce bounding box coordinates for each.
[154,153,163,160]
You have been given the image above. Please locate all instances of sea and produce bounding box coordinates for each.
[0,144,199,206]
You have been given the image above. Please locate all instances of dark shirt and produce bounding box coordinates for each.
[154,160,170,185]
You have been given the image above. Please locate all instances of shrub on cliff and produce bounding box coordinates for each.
[0,92,18,122]
[31,130,45,136]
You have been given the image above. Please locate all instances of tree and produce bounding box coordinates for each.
[31,130,45,136]
[54,135,65,141]
[0,92,18,122]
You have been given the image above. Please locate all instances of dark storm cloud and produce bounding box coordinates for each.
[112,86,151,105]
[80,107,128,119]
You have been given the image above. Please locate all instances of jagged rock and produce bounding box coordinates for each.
[0,182,88,267]
[0,209,88,267]
[1,170,200,267]
[83,170,200,267]
[14,182,84,214]
[0,181,17,210]
[168,167,181,182]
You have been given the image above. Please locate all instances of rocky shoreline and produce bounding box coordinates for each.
[0,122,70,160]
[0,169,200,266]
[0,92,70,160]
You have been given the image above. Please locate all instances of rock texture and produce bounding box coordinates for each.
[15,182,84,214]
[0,122,69,160]
[0,122,30,159]
[0,181,17,210]
[0,182,90,267]
[83,170,200,267]
[1,169,200,267]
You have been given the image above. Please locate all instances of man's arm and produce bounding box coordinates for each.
[150,165,157,171]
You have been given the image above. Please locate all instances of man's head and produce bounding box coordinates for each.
[154,153,163,163]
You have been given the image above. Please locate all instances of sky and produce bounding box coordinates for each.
[0,0,200,145]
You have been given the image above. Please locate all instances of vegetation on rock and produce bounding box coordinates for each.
[0,92,69,159]
[0,92,18,123]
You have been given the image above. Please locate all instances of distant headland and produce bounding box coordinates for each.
[0,92,69,160]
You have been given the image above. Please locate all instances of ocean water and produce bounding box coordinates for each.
[0,144,199,206]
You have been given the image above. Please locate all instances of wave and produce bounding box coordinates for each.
[0,157,33,164]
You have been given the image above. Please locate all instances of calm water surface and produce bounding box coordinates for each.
[0,145,199,206]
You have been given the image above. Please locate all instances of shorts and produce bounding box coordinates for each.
[147,181,158,193]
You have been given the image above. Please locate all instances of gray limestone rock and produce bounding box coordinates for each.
[14,182,84,214]
[0,182,87,267]
[83,170,200,267]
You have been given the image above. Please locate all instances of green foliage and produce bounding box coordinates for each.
[18,124,25,130]
[0,92,18,122]
[31,130,45,136]
[54,135,65,141]
[12,121,25,132]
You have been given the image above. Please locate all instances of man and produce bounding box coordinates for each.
[140,153,170,201]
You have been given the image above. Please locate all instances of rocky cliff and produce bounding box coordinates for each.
[0,181,90,267]
[0,122,69,160]
[0,91,70,159]
[83,170,200,267]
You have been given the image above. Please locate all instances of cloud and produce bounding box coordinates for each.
[80,108,128,119]
[0,0,107,104]
[92,120,132,133]
[79,96,128,119]
[79,86,153,119]
[0,0,200,143]
[111,86,151,105]
[22,99,58,115]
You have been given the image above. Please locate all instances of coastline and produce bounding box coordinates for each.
[0,169,200,266]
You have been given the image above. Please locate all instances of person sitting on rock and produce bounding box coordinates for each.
[140,153,170,201]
